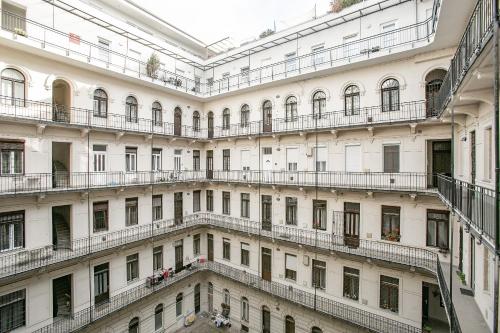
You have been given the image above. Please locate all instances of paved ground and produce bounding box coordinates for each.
[174,313,239,333]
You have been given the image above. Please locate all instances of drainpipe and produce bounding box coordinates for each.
[450,101,455,333]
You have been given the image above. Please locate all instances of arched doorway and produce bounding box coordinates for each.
[425,69,447,117]
[207,111,214,138]
[174,107,182,136]
[262,100,272,133]
[262,306,271,333]
[52,79,71,122]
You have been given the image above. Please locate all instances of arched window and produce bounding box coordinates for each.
[128,317,139,333]
[154,304,163,330]
[344,85,360,116]
[126,96,138,123]
[93,89,108,118]
[174,107,182,136]
[176,293,183,317]
[207,111,214,138]
[208,282,214,312]
[222,288,231,316]
[311,327,323,333]
[152,101,162,126]
[223,289,230,306]
[262,306,271,333]
[222,108,230,130]
[194,283,201,313]
[240,104,250,127]
[1,68,25,105]
[381,79,400,112]
[425,69,447,117]
[262,100,272,132]
[285,315,295,333]
[241,297,249,322]
[192,111,200,132]
[312,91,326,117]
[285,96,297,122]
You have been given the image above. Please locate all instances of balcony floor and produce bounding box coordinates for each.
[174,312,238,333]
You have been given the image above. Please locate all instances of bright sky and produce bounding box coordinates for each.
[130,0,331,46]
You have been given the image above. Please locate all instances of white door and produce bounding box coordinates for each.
[262,147,273,171]
[286,147,298,171]
[314,146,327,172]
[174,149,182,172]
[345,145,361,172]
[241,150,250,170]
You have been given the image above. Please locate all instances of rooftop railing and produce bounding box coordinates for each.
[434,0,495,116]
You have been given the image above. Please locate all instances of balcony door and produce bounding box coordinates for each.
[206,150,213,179]
[261,195,272,231]
[261,247,272,281]
[262,100,272,133]
[470,130,476,184]
[174,192,183,225]
[431,140,451,187]
[343,202,360,248]
[174,107,182,136]
[207,233,214,261]
[208,111,214,138]
[175,240,183,272]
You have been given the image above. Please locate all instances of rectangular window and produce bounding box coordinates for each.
[0,289,26,332]
[313,200,327,230]
[174,149,182,171]
[223,238,231,260]
[286,147,298,171]
[286,197,297,225]
[381,206,400,242]
[343,267,360,300]
[126,253,139,282]
[426,210,449,249]
[98,37,110,63]
[285,52,297,72]
[240,150,250,171]
[94,263,109,304]
[93,145,106,172]
[312,259,326,289]
[222,191,231,215]
[93,201,108,232]
[0,141,24,175]
[193,190,201,212]
[315,146,327,172]
[343,34,358,58]
[152,148,162,171]
[380,275,399,313]
[193,150,200,171]
[125,147,137,172]
[311,44,325,65]
[193,234,200,256]
[206,190,214,212]
[241,242,250,266]
[125,198,138,226]
[223,149,231,171]
[241,193,250,218]
[152,195,162,221]
[0,211,24,252]
[383,145,400,173]
[485,128,493,180]
[153,246,163,271]
[285,253,297,281]
[381,21,397,48]
[241,66,250,84]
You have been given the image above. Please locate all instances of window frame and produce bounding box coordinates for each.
[126,253,139,282]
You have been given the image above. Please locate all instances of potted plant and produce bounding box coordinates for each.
[14,28,27,37]
[423,324,432,333]
[146,53,160,79]
[330,0,362,13]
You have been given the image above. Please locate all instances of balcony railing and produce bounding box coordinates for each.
[0,170,433,196]
[437,174,495,241]
[434,0,495,116]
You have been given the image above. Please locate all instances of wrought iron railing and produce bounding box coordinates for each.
[437,174,495,241]
[434,0,495,116]
[436,257,462,333]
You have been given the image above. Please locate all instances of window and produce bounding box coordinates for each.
[314,146,327,172]
[208,282,214,312]
[98,38,110,62]
[0,289,26,332]
[241,150,250,171]
[223,289,231,307]
[94,263,109,304]
[312,259,326,289]
[286,197,297,225]
[223,238,231,260]
[1,68,25,105]
[193,150,200,171]
[174,149,182,171]
[194,76,201,93]
[152,195,162,221]
[312,91,326,117]
[125,147,137,172]
[241,193,250,218]
[381,21,397,48]
[125,96,138,123]
[285,316,295,333]
[221,72,230,89]
[193,234,200,256]
[285,253,297,281]
[381,206,400,242]
[285,52,297,72]
[176,293,183,317]
[426,210,449,249]
[285,96,298,122]
[126,253,139,282]
[313,200,327,230]
[193,111,200,132]
[93,89,108,117]
[0,211,24,252]
[241,242,250,266]
[0,141,23,175]
[380,275,399,313]
[153,246,163,271]
[343,267,360,300]
[93,145,106,172]
[240,104,250,127]
[223,149,231,171]
[152,148,162,172]
[241,66,250,84]
[152,101,162,126]
[93,202,108,232]
[222,192,231,215]
[344,85,360,116]
[485,127,493,180]
[154,304,163,330]
[286,147,298,171]
[1,2,26,32]
[381,79,400,112]
[222,108,230,130]
[128,317,139,333]
[312,44,325,65]
[311,327,323,333]
[241,297,249,322]
[125,198,138,226]
[383,145,400,173]
[206,190,214,212]
[189,190,200,213]
[343,34,358,58]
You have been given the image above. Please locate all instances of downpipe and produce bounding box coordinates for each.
[493,0,499,332]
